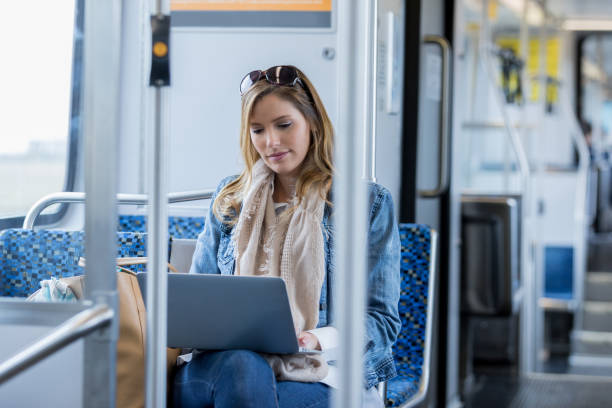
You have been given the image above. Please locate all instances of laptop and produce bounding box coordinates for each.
[168,238,197,273]
[136,272,320,355]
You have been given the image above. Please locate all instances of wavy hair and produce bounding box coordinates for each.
[213,66,334,225]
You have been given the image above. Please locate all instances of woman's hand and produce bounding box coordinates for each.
[298,331,322,350]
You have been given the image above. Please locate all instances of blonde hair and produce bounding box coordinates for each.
[213,66,334,225]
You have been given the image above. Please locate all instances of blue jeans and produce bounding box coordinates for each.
[173,350,330,408]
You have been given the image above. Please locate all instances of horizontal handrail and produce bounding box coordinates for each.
[0,305,113,385]
[23,189,214,229]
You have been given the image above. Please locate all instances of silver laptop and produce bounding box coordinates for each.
[168,238,197,273]
[136,273,320,354]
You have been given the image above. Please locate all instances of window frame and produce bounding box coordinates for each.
[0,0,83,230]
[575,31,612,130]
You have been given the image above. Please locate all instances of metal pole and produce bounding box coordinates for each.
[531,9,550,375]
[363,0,378,182]
[0,306,113,385]
[564,89,590,334]
[145,88,170,408]
[334,0,369,407]
[82,0,123,406]
[518,0,538,377]
[146,1,170,407]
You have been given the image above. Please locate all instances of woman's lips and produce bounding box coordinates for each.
[268,151,289,161]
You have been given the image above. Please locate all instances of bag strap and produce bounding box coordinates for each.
[117,265,136,275]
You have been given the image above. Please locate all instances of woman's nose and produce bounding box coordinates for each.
[266,130,281,147]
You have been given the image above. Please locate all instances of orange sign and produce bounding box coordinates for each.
[171,0,332,12]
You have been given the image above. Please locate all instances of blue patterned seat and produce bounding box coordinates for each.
[0,229,148,298]
[386,224,437,408]
[1,223,437,405]
[118,215,205,239]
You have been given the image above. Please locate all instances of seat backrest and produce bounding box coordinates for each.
[0,229,84,298]
[392,224,437,386]
[0,229,148,297]
[118,215,205,239]
[461,195,519,315]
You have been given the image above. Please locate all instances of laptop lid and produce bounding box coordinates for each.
[136,273,300,354]
[168,238,197,273]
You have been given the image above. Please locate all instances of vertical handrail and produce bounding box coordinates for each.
[533,20,550,375]
[335,0,369,406]
[419,35,452,198]
[145,0,170,407]
[561,91,590,330]
[519,0,538,377]
[82,0,123,406]
[363,0,378,182]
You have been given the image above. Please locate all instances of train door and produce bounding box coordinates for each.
[403,1,462,407]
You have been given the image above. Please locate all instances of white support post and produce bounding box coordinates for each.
[82,0,123,406]
[334,0,371,406]
[145,1,171,407]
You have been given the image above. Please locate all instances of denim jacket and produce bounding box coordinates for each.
[190,176,401,388]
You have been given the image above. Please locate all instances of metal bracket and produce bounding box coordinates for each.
[88,290,119,341]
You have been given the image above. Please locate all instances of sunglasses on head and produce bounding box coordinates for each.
[239,66,313,102]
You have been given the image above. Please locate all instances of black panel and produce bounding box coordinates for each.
[437,1,455,406]
[575,34,586,123]
[399,0,422,223]
[150,14,171,87]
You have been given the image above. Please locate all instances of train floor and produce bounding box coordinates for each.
[463,371,612,408]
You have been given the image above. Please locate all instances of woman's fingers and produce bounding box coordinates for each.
[298,332,321,350]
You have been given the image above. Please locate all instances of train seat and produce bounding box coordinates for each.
[118,215,205,239]
[386,224,437,408]
[1,223,438,407]
[0,229,148,298]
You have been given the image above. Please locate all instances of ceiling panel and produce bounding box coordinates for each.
[547,0,612,19]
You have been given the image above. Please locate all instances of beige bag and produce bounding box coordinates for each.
[32,262,180,408]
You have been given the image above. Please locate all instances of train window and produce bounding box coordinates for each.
[0,0,82,228]
[579,34,612,234]
[579,34,612,154]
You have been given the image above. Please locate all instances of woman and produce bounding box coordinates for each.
[174,66,401,407]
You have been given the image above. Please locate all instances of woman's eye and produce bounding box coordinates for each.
[278,122,292,129]
[251,128,263,135]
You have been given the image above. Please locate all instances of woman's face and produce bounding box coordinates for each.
[249,93,311,180]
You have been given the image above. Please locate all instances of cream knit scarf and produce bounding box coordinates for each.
[232,159,328,382]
